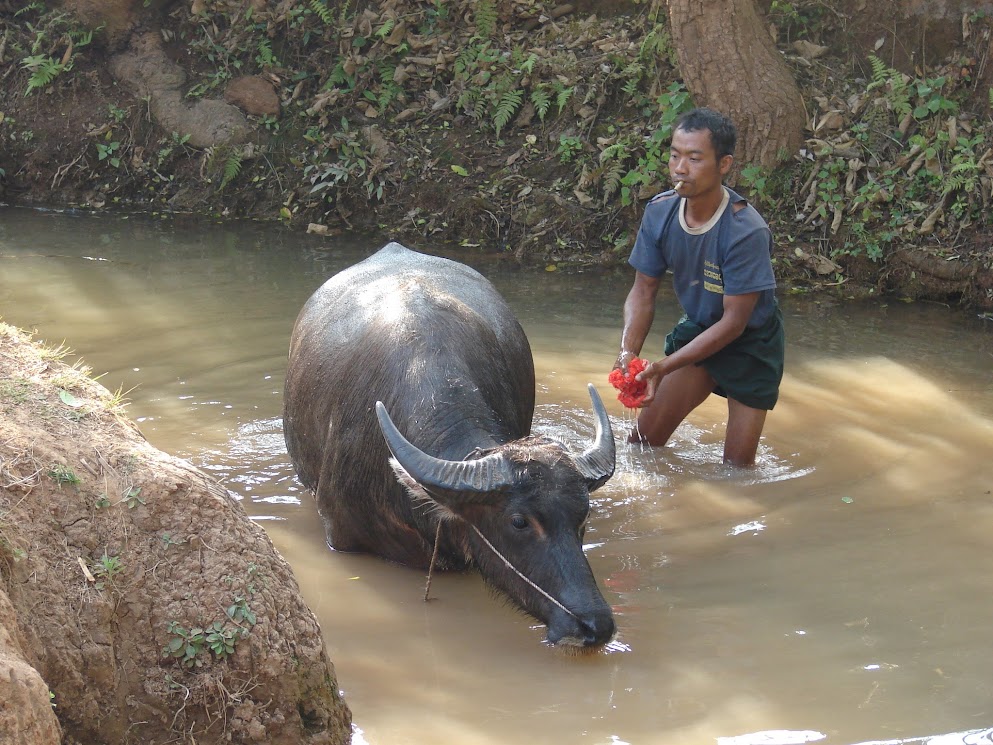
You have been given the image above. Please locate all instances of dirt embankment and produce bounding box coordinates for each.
[0,322,352,744]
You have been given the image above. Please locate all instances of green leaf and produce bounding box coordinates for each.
[58,389,82,407]
[450,165,468,177]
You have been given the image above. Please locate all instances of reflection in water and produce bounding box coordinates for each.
[2,207,993,744]
[714,728,993,745]
[197,416,301,512]
[718,731,827,744]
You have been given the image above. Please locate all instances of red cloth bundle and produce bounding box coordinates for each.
[608,357,649,409]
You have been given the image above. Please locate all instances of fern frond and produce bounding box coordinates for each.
[310,0,334,26]
[519,52,537,75]
[69,28,94,47]
[602,159,626,201]
[599,141,630,164]
[640,26,672,63]
[471,95,486,121]
[492,88,523,136]
[22,55,68,96]
[474,0,497,38]
[890,81,911,117]
[621,61,643,79]
[257,38,277,67]
[220,150,243,190]
[621,61,643,97]
[455,41,484,77]
[553,82,574,114]
[376,18,396,39]
[867,55,888,89]
[377,80,402,110]
[325,61,355,91]
[457,87,483,119]
[531,87,552,122]
[865,54,911,117]
[15,2,45,16]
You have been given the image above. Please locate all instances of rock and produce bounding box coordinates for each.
[224,76,281,118]
[109,32,251,148]
[793,39,830,60]
[0,591,62,745]
[61,0,139,51]
[0,323,352,745]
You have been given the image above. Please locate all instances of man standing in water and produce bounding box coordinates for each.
[613,107,784,466]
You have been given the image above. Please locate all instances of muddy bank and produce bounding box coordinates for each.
[0,321,351,744]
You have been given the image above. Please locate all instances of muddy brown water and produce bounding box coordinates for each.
[2,206,993,745]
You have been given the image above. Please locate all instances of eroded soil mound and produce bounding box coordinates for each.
[0,322,351,744]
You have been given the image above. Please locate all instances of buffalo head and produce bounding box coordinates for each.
[376,384,616,649]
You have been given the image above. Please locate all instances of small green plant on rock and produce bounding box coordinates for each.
[48,463,80,487]
[91,551,123,590]
[205,621,242,659]
[164,622,207,668]
[227,595,257,626]
[0,533,28,565]
[557,135,583,163]
[164,605,255,668]
[95,139,121,168]
[123,486,144,509]
[160,532,186,550]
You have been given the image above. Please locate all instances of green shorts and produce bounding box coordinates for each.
[664,305,785,411]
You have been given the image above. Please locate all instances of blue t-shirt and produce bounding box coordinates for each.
[629,186,777,329]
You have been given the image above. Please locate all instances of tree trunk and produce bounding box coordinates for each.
[666,0,806,171]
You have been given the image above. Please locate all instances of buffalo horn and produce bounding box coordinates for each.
[375,401,517,505]
[574,384,616,492]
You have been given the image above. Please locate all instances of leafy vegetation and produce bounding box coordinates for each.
[784,51,991,266]
[163,594,258,668]
[1,0,991,304]
[14,4,95,95]
[48,463,80,487]
[91,551,124,590]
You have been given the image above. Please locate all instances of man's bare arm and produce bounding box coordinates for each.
[615,271,661,370]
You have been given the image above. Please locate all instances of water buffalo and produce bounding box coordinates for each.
[282,242,617,648]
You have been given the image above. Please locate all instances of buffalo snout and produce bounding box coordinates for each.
[546,603,616,650]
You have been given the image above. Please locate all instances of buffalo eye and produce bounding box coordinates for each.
[510,514,529,531]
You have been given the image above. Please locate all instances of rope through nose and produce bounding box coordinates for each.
[468,524,580,621]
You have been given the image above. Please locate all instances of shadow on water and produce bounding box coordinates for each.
[2,207,993,744]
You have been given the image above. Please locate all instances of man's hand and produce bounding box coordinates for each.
[613,349,636,372]
[634,358,666,406]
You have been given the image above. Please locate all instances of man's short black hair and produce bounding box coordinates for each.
[674,107,737,160]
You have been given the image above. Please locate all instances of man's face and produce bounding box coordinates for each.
[668,127,733,199]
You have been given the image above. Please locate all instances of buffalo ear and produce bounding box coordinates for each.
[387,458,460,521]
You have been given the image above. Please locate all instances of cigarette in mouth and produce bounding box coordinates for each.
[674,180,685,192]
